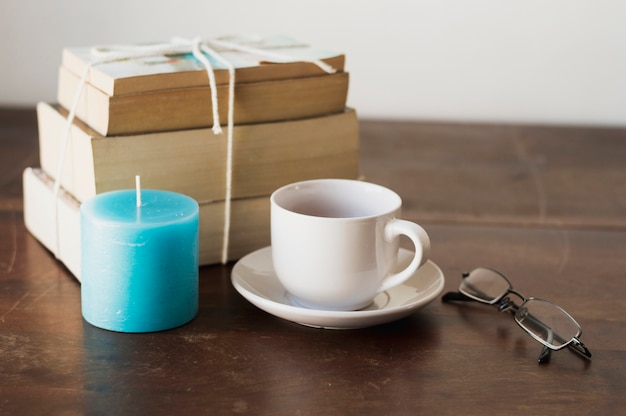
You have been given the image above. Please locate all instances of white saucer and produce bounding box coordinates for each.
[231,246,445,329]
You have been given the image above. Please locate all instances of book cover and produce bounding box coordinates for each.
[57,68,350,135]
[62,35,346,96]
[38,102,360,204]
[23,167,273,280]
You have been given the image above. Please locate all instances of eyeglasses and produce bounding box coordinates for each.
[442,267,592,364]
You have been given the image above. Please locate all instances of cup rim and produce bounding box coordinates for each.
[271,179,402,221]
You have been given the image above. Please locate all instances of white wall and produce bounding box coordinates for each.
[2,0,626,126]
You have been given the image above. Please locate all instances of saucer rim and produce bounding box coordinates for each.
[231,246,445,328]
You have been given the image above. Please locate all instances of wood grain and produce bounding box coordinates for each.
[1,108,625,415]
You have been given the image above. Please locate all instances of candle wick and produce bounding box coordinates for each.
[135,175,142,207]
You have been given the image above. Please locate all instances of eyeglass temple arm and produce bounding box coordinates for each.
[569,338,592,359]
[536,317,553,364]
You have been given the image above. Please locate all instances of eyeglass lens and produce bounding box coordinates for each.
[459,268,512,304]
[516,299,581,349]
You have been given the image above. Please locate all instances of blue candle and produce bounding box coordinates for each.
[80,185,199,333]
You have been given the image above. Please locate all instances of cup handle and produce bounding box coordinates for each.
[378,219,431,293]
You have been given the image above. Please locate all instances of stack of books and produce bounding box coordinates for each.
[23,35,360,280]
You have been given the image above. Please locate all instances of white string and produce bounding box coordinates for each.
[51,62,94,258]
[208,38,337,74]
[197,42,236,264]
[135,175,142,208]
[191,38,223,135]
[53,36,338,263]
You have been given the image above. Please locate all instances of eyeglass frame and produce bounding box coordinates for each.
[442,267,592,364]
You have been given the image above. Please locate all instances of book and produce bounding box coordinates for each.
[23,167,273,280]
[58,67,349,136]
[37,102,360,204]
[61,35,346,96]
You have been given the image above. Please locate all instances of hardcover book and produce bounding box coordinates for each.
[23,167,274,279]
[58,35,349,135]
[61,35,346,96]
[37,102,360,204]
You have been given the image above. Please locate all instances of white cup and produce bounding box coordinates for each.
[271,179,431,311]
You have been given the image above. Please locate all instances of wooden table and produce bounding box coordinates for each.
[1,108,625,415]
